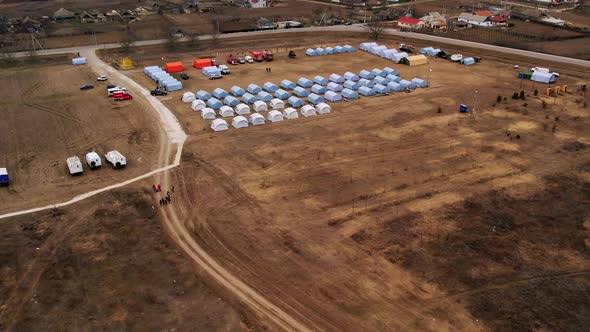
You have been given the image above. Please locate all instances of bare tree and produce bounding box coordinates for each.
[366,17,385,41]
[119,25,136,53]
[187,31,200,48]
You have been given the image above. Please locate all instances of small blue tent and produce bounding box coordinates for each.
[196,90,212,101]
[324,91,342,102]
[342,88,358,100]
[358,78,374,88]
[275,89,290,100]
[72,57,87,65]
[293,86,310,97]
[387,81,402,92]
[386,74,401,83]
[329,73,345,83]
[374,76,390,85]
[164,80,182,91]
[307,93,324,105]
[207,98,223,110]
[334,45,344,53]
[257,91,273,102]
[263,82,279,92]
[242,93,259,104]
[224,95,240,107]
[411,78,428,88]
[297,77,313,88]
[382,67,398,76]
[288,96,304,107]
[371,68,386,77]
[247,83,262,94]
[313,75,329,86]
[461,57,476,66]
[230,85,245,97]
[315,47,325,55]
[202,66,221,76]
[358,86,376,96]
[311,84,327,94]
[359,70,375,79]
[399,79,412,89]
[325,47,334,54]
[281,80,297,90]
[213,88,228,99]
[374,84,390,94]
[343,45,355,52]
[306,48,316,56]
[343,72,360,82]
[344,80,360,90]
[327,82,343,92]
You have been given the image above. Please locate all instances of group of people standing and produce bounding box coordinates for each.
[152,184,174,207]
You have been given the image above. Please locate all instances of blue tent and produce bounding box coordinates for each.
[202,66,221,76]
[144,65,159,74]
[327,82,343,92]
[342,88,358,99]
[275,89,290,100]
[411,78,428,88]
[207,98,223,110]
[263,82,279,92]
[374,84,390,94]
[461,57,476,66]
[288,96,304,107]
[358,86,376,96]
[224,95,240,107]
[382,67,398,76]
[344,80,360,90]
[242,93,259,104]
[371,68,386,77]
[307,93,324,105]
[247,83,261,94]
[311,84,327,94]
[343,72,360,81]
[164,80,182,91]
[315,47,325,55]
[213,88,228,99]
[329,73,345,83]
[324,91,342,102]
[374,76,390,85]
[257,91,273,102]
[359,70,375,79]
[281,80,297,90]
[230,85,245,97]
[358,78,374,88]
[293,86,310,97]
[386,74,401,83]
[196,90,212,101]
[325,47,334,54]
[306,48,316,56]
[313,75,328,86]
[72,57,87,65]
[343,45,355,52]
[387,81,402,92]
[297,77,313,88]
[399,79,412,89]
[334,45,344,53]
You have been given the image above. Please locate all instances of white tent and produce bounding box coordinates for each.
[327,82,343,92]
[210,119,228,132]
[235,103,251,115]
[253,100,268,112]
[300,105,317,117]
[232,116,249,129]
[267,110,284,122]
[282,108,299,120]
[201,108,216,120]
[249,113,265,126]
[191,99,206,111]
[315,103,331,114]
[218,105,235,117]
[531,71,556,83]
[182,92,196,103]
[270,98,285,109]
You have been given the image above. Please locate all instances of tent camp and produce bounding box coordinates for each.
[230,85,245,97]
[191,99,206,111]
[386,74,401,83]
[329,74,345,83]
[359,86,376,96]
[182,92,196,103]
[359,70,375,79]
[343,45,355,52]
[369,45,387,55]
[258,91,273,102]
[274,89,290,100]
[400,54,428,66]
[327,82,343,92]
[381,49,398,59]
[297,77,313,88]
[253,100,268,112]
[358,78,375,88]
[531,71,556,83]
[325,47,334,54]
[300,105,317,117]
[213,88,228,99]
[193,58,212,69]
[270,98,285,109]
[411,78,428,88]
[201,108,216,120]
[72,57,87,65]
[374,76,390,85]
[218,105,234,117]
[242,93,259,104]
[399,79,413,89]
[311,84,327,94]
[334,45,344,53]
[267,110,284,122]
[382,67,398,76]
[391,52,409,63]
[343,72,360,81]
[315,103,331,114]
[281,80,297,90]
[202,66,221,76]
[313,75,329,86]
[374,84,390,94]
[247,83,262,94]
[224,95,240,107]
[293,86,310,97]
[249,113,265,126]
[196,90,212,101]
[387,81,402,92]
[235,103,251,115]
[371,68,386,77]
[207,98,223,110]
[263,82,279,93]
[210,119,228,132]
[344,80,360,90]
[360,42,378,51]
[232,116,249,129]
[282,108,299,119]
[306,48,316,56]
[461,57,476,66]
[324,91,342,102]
[307,93,324,105]
[288,96,304,107]
[342,88,358,99]
[315,47,326,55]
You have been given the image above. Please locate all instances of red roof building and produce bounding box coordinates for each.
[397,17,424,29]
[491,16,507,24]
[474,10,493,17]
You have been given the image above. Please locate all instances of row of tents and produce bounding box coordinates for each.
[360,41,429,66]
[210,103,333,131]
[305,45,356,56]
[420,46,479,66]
[184,90,328,109]
[143,66,183,91]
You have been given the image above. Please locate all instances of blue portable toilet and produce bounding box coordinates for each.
[358,78,374,88]
[359,70,375,79]
[257,91,273,102]
[196,90,211,101]
[460,104,468,113]
[0,168,8,186]
[294,86,310,97]
[307,93,324,105]
[242,93,259,104]
[313,75,329,86]
[343,72,360,82]
[358,86,376,96]
[374,84,390,94]
[344,80,360,90]
[213,88,228,99]
[230,85,245,97]
[288,96,304,107]
[207,98,223,110]
[387,81,402,92]
[281,80,297,90]
[386,74,401,83]
[311,84,327,94]
[306,48,316,56]
[297,77,313,88]
[275,89,290,100]
[224,95,240,107]
[382,67,398,76]
[247,83,262,94]
[342,88,358,100]
[263,82,279,93]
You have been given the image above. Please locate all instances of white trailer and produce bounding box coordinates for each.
[86,151,102,169]
[105,150,127,168]
[66,156,83,175]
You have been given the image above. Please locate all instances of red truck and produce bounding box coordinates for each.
[226,54,239,65]
[113,91,133,101]
[262,50,273,61]
[250,51,264,62]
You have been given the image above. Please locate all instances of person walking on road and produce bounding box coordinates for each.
[157,184,161,192]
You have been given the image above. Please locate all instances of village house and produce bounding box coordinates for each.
[54,8,75,22]
[457,12,492,27]
[419,12,447,29]
[396,16,425,30]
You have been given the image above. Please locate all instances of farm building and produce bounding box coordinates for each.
[275,89,290,100]
[359,86,376,96]
[232,116,249,129]
[329,74,345,83]
[213,88,228,99]
[196,90,211,101]
[235,103,251,115]
[307,94,324,105]
[258,91,273,102]
[247,83,262,94]
[230,85,245,97]
[313,75,329,86]
[359,70,375,79]
[201,108,216,120]
[298,77,313,88]
[327,82,343,92]
[219,106,235,117]
[263,82,279,93]
[182,92,196,103]
[224,95,240,107]
[191,99,206,111]
[400,55,428,66]
[207,98,223,110]
[300,105,317,117]
[193,58,212,69]
[242,93,259,104]
[288,96,304,108]
[374,84,390,94]
[270,98,285,109]
[253,101,268,112]
[324,91,342,102]
[294,87,310,97]
[282,108,299,119]
[249,113,266,126]
[267,110,284,122]
[359,78,375,88]
[344,80,360,90]
[211,119,229,132]
[315,103,331,114]
[311,84,327,94]
[165,62,184,73]
[343,72,360,81]
[342,88,358,99]
[281,80,297,90]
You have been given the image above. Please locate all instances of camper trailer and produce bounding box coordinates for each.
[66,156,84,176]
[105,150,127,169]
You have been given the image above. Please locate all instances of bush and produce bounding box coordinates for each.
[523,103,528,107]
[534,89,538,96]
[437,106,442,113]
[497,95,502,102]
[503,96,507,101]
[542,100,547,108]
[519,90,525,100]
[512,92,519,99]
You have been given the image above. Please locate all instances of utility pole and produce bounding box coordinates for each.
[472,89,479,118]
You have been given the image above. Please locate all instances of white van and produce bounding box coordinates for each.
[107,86,127,96]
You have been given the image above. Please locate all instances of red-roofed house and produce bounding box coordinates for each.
[491,15,508,25]
[397,17,425,30]
[474,10,493,18]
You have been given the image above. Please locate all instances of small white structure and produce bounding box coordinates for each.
[300,105,317,117]
[191,99,206,111]
[315,103,331,114]
[270,98,285,109]
[105,150,127,168]
[235,103,251,115]
[218,105,235,117]
[249,113,265,126]
[201,108,216,120]
[232,116,249,129]
[253,100,268,112]
[211,119,229,132]
[182,92,196,103]
[66,156,83,175]
[85,151,102,169]
[267,110,284,122]
[282,107,299,120]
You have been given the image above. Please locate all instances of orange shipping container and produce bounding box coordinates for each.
[165,62,184,73]
[193,58,212,69]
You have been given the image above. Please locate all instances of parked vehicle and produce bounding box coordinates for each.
[251,51,264,62]
[105,150,127,168]
[238,57,245,64]
[113,92,133,101]
[0,168,8,186]
[288,50,296,58]
[66,156,83,175]
[151,88,167,96]
[107,87,126,96]
[219,64,231,75]
[211,59,219,67]
[227,54,239,65]
[245,55,254,63]
[180,72,189,80]
[97,75,108,81]
[263,50,273,61]
[85,151,102,169]
[80,84,94,90]
[399,43,415,53]
[209,73,223,80]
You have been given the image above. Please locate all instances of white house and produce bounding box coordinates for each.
[458,13,492,27]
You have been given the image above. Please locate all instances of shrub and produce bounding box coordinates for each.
[437,106,442,113]
[503,96,507,101]
[497,95,502,102]
[512,92,519,99]
[519,90,525,100]
[523,103,528,107]
[534,89,538,96]
[542,100,547,108]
